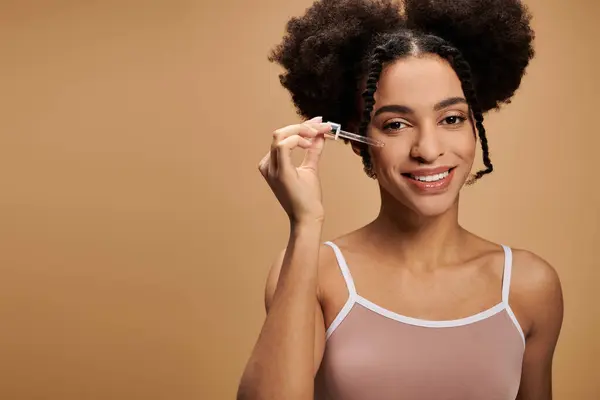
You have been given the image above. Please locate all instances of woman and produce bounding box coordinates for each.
[238,0,563,399]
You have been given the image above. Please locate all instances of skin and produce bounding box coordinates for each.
[238,54,563,400]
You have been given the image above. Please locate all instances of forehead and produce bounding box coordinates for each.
[373,55,465,107]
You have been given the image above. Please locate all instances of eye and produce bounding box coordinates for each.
[383,121,409,131]
[441,115,467,125]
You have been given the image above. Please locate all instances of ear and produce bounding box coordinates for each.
[351,142,362,156]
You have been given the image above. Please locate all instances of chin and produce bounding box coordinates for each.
[381,184,461,219]
[405,193,459,218]
[381,167,468,218]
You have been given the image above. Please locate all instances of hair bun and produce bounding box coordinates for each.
[268,0,403,123]
[404,0,535,112]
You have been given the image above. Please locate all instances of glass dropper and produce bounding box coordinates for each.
[324,122,385,147]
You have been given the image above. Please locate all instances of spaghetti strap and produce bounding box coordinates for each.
[324,241,357,296]
[500,244,525,345]
[501,245,513,304]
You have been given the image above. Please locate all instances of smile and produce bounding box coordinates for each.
[401,167,457,193]
[409,170,450,182]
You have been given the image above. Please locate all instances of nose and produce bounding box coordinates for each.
[409,123,444,164]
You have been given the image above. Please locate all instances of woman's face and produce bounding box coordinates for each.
[364,54,477,217]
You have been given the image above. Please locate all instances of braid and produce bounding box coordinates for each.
[436,43,494,184]
[269,0,534,184]
[357,34,494,183]
[358,46,391,178]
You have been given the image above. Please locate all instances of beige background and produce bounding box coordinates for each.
[0,0,598,399]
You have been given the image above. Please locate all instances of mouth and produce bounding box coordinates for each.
[401,167,457,192]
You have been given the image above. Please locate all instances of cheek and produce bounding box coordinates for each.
[368,140,410,169]
[447,130,477,162]
[369,132,476,168]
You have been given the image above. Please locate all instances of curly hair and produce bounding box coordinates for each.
[268,0,535,182]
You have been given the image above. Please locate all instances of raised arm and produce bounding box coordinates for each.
[237,118,332,400]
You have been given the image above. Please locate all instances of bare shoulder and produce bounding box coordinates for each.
[510,248,562,300]
[263,242,343,309]
[509,248,564,335]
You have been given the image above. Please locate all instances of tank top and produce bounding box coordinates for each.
[314,241,526,400]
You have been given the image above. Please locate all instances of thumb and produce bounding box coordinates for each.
[304,116,323,124]
[301,134,325,170]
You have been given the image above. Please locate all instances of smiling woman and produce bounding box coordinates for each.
[237,1,563,400]
[364,55,480,216]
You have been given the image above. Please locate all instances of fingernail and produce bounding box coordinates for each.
[309,116,323,123]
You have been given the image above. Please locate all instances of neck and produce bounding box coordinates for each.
[363,189,467,270]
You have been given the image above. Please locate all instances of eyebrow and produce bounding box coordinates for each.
[373,97,468,117]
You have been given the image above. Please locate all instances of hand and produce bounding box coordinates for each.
[258,117,332,224]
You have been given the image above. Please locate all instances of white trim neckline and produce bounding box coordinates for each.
[355,295,507,328]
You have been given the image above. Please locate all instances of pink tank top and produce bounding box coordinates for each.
[315,241,526,400]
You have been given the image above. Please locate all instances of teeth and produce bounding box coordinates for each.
[411,170,450,182]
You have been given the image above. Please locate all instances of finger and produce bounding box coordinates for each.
[257,151,271,177]
[271,124,318,171]
[275,135,313,172]
[272,124,319,147]
[299,122,331,170]
[301,133,326,170]
[304,116,323,124]
[304,122,333,134]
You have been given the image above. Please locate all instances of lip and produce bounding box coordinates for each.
[402,167,456,194]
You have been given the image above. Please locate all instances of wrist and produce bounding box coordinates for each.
[289,216,324,232]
